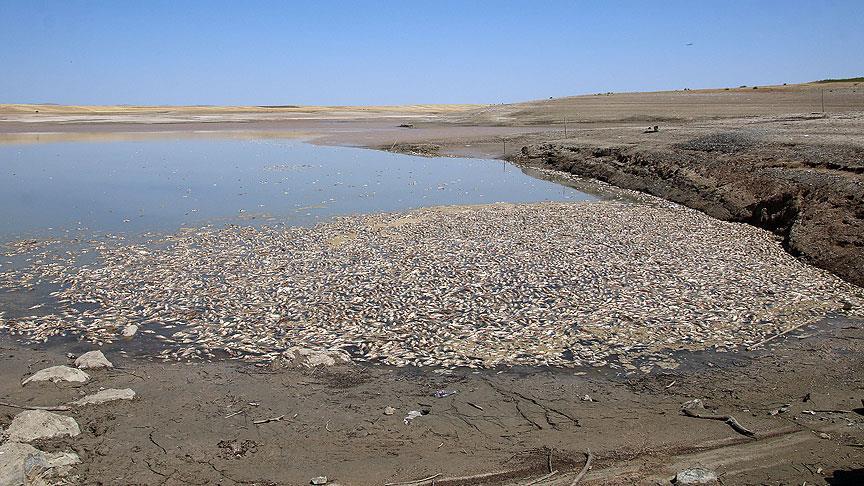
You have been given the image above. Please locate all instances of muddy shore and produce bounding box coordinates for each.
[2,316,863,485]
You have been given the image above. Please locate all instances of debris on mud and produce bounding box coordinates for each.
[218,439,258,458]
[674,467,718,485]
[2,202,863,372]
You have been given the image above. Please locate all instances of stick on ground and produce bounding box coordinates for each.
[384,474,441,486]
[524,470,557,485]
[570,449,593,485]
[748,321,811,350]
[252,415,285,425]
[681,399,756,437]
[0,400,70,411]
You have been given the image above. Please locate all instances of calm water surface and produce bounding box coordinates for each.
[0,138,593,240]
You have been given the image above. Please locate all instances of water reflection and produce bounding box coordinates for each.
[0,138,594,240]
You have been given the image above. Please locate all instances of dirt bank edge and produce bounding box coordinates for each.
[517,137,864,287]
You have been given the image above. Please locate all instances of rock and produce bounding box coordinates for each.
[72,388,135,406]
[383,406,396,415]
[286,347,351,368]
[74,350,113,369]
[4,410,81,443]
[0,442,80,486]
[310,476,328,485]
[121,324,138,339]
[674,467,718,484]
[22,365,89,385]
[818,432,831,439]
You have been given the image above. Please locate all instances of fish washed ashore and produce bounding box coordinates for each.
[2,197,862,371]
[517,130,864,287]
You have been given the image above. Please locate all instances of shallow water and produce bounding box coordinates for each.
[0,138,592,241]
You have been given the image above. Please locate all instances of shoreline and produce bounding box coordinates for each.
[2,105,862,290]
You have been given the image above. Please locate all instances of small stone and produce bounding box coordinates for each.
[286,347,351,368]
[72,388,136,406]
[122,324,138,338]
[383,406,396,415]
[674,467,718,484]
[310,476,328,485]
[818,432,830,439]
[22,365,89,385]
[0,443,79,486]
[5,410,81,443]
[74,350,113,369]
[581,394,594,402]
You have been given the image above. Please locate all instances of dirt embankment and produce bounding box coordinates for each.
[518,133,864,287]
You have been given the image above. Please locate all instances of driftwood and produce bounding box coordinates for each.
[252,415,284,425]
[681,399,755,438]
[384,474,441,486]
[0,400,70,412]
[524,470,557,485]
[570,449,593,485]
[747,321,811,350]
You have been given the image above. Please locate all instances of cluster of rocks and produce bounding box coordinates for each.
[0,351,135,485]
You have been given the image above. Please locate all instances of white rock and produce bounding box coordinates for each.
[286,347,351,368]
[121,324,138,338]
[74,350,113,370]
[383,406,396,415]
[72,388,135,406]
[21,366,89,385]
[0,442,80,486]
[674,467,718,485]
[5,410,81,443]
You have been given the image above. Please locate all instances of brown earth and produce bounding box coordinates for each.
[2,81,864,484]
[1,316,863,486]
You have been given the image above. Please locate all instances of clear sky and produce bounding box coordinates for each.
[1,0,862,106]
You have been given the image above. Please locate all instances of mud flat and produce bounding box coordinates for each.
[1,315,863,485]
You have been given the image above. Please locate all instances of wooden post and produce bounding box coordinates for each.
[821,89,825,113]
[564,114,568,137]
[503,138,506,157]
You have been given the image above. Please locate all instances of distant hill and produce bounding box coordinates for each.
[816,77,864,83]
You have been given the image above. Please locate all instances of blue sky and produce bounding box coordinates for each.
[1,0,862,105]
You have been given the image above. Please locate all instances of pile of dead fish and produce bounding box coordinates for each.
[2,201,863,372]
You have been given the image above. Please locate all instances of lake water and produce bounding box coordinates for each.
[0,137,593,241]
